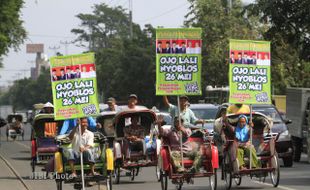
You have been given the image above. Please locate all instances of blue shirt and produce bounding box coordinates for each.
[235,125,249,143]
[59,117,97,135]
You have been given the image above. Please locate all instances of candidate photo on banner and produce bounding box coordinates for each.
[155,28,202,95]
[229,39,271,104]
[49,53,100,120]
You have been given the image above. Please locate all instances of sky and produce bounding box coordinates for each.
[0,0,253,86]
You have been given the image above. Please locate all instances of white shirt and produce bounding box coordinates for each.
[257,59,270,66]
[88,71,96,78]
[194,47,201,54]
[81,72,89,78]
[186,47,194,54]
[72,129,94,153]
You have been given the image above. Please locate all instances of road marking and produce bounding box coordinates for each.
[0,153,31,190]
[253,180,296,190]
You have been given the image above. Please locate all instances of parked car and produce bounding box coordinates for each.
[216,103,294,167]
[189,104,219,135]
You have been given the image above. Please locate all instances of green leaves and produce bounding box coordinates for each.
[0,0,26,58]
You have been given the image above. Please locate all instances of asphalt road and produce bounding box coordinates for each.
[1,123,310,190]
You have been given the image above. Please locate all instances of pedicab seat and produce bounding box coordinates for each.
[37,138,58,153]
[38,146,58,153]
[129,151,144,158]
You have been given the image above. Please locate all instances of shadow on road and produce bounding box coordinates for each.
[11,157,31,161]
[118,181,147,185]
[275,178,310,186]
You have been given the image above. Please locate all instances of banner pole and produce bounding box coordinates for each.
[78,122,85,190]
[177,96,184,168]
[249,104,253,170]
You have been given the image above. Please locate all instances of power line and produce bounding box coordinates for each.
[49,46,61,55]
[137,2,189,23]
[60,40,72,55]
[0,69,30,72]
[28,34,75,39]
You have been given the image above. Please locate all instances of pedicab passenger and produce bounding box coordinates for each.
[224,115,260,170]
[67,117,97,177]
[59,117,99,135]
[159,117,202,173]
[123,115,147,162]
[11,118,23,134]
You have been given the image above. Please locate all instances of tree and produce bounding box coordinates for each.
[0,69,52,110]
[72,3,158,106]
[184,0,264,97]
[71,4,131,50]
[247,0,310,92]
[0,0,26,66]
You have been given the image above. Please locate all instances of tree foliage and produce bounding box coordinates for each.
[0,0,26,66]
[72,4,158,106]
[247,0,310,92]
[184,0,265,97]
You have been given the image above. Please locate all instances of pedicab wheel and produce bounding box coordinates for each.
[56,180,62,190]
[113,165,120,184]
[160,170,168,190]
[135,167,140,176]
[209,169,217,190]
[156,165,161,182]
[31,158,35,172]
[224,170,232,190]
[131,169,135,181]
[270,155,280,187]
[175,182,183,190]
[223,155,232,190]
[106,171,113,190]
[234,176,242,186]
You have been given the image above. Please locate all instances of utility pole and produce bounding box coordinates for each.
[129,0,133,39]
[60,40,71,55]
[49,46,60,55]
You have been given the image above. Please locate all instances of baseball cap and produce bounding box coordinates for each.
[179,95,189,101]
[128,94,138,100]
[107,97,115,103]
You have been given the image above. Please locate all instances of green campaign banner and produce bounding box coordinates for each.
[156,28,202,95]
[229,39,271,104]
[50,53,100,120]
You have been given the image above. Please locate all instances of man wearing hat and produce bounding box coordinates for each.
[103,97,120,112]
[41,102,54,114]
[127,94,138,109]
[163,96,205,129]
